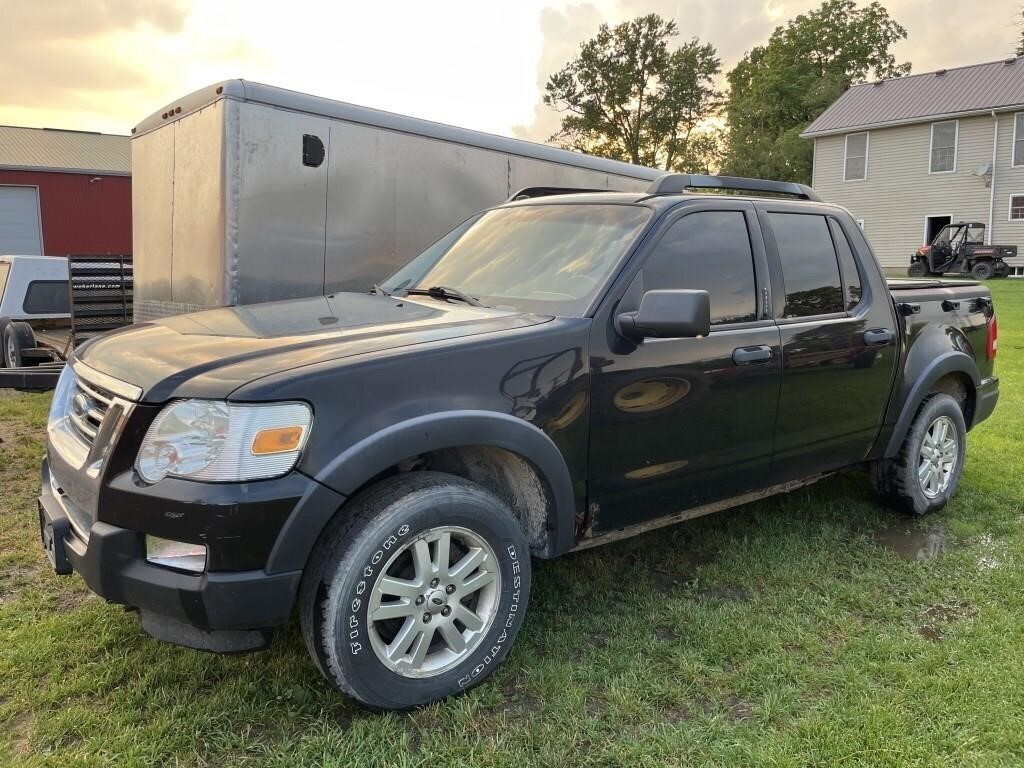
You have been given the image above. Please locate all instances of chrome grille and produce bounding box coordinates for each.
[68,376,114,446]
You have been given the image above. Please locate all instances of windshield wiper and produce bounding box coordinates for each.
[403,285,485,307]
[370,283,392,297]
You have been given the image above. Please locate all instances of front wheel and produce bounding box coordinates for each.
[907,260,928,278]
[870,393,966,516]
[299,472,531,710]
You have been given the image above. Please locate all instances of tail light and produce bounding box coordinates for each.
[986,314,998,361]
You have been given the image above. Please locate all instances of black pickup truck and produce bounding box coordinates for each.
[38,174,999,711]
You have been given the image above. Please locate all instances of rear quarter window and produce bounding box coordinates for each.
[22,280,70,314]
[767,213,844,318]
[828,219,863,311]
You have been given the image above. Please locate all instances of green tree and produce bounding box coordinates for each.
[723,0,910,184]
[544,14,721,171]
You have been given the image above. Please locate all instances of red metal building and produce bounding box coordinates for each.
[0,125,131,256]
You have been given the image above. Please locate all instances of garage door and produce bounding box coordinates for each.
[0,186,43,255]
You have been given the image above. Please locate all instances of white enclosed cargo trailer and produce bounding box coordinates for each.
[130,80,663,321]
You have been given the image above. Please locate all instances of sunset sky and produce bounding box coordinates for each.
[2,0,1020,142]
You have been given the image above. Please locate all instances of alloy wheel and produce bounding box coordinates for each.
[918,415,957,499]
[367,525,501,678]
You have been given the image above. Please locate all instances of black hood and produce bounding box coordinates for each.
[77,292,551,402]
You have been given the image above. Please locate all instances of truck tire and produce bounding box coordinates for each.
[971,260,994,280]
[907,261,928,278]
[870,394,966,516]
[299,471,531,711]
[3,321,36,368]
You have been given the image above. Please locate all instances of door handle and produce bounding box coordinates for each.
[732,345,773,365]
[863,328,894,346]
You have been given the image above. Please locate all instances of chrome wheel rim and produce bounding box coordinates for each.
[918,415,957,499]
[367,525,501,678]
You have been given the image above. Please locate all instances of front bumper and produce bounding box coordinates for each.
[39,458,304,652]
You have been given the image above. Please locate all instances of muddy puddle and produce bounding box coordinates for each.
[872,523,948,561]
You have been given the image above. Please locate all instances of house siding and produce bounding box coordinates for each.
[811,115,1000,269]
[990,111,1024,248]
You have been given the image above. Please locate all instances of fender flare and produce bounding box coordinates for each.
[266,411,578,573]
[884,351,980,457]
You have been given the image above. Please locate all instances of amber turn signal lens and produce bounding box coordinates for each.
[251,426,305,455]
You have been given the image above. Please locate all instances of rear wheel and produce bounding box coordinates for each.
[2,321,36,368]
[299,472,531,711]
[907,260,928,278]
[870,394,966,516]
[971,260,995,280]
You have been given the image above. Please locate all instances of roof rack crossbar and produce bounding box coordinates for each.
[646,173,821,202]
[507,186,611,202]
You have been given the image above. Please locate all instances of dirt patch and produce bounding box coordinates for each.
[56,588,96,612]
[494,681,543,720]
[654,627,678,642]
[650,569,683,593]
[0,562,43,608]
[4,711,33,757]
[919,600,976,642]
[725,696,754,722]
[584,692,605,719]
[659,705,692,723]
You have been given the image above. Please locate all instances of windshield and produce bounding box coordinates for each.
[381,204,652,315]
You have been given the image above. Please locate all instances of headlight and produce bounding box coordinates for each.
[136,400,312,483]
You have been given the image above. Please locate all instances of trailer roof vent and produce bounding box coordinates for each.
[935,69,947,76]
[1005,57,1018,65]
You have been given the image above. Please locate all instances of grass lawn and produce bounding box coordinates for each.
[1,281,1023,767]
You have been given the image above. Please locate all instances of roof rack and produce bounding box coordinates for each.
[646,173,821,202]
[507,186,610,201]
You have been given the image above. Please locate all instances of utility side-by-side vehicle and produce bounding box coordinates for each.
[907,221,1014,279]
[39,174,999,711]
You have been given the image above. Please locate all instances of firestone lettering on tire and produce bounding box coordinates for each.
[346,521,413,657]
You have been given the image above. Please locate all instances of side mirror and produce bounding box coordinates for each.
[616,289,711,340]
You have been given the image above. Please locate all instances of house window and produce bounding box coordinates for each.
[1014,113,1024,166]
[930,121,958,173]
[844,132,868,181]
[1009,195,1024,220]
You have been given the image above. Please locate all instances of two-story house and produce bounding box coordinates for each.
[803,57,1024,274]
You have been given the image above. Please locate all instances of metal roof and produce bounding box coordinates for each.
[802,57,1024,137]
[0,125,130,175]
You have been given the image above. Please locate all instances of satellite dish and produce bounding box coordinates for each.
[973,162,993,177]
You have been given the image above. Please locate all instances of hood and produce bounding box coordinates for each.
[77,292,551,401]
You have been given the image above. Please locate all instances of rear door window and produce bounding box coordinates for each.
[767,213,844,318]
[641,210,757,325]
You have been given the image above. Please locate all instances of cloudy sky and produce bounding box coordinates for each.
[1,0,1020,141]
